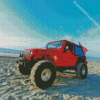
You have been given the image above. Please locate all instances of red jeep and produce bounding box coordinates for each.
[16,40,88,89]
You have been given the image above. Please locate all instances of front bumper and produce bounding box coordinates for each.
[16,56,35,69]
[16,56,27,66]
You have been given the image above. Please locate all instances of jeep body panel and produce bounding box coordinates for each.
[17,40,86,69]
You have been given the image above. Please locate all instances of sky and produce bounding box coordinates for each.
[0,0,100,57]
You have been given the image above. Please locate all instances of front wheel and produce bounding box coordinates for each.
[75,63,88,79]
[30,60,56,89]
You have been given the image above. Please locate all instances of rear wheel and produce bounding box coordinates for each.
[17,64,31,75]
[30,60,56,89]
[75,63,88,79]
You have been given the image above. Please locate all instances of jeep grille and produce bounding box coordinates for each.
[22,50,30,59]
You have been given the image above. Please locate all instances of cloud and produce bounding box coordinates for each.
[0,10,55,50]
[79,28,100,38]
[77,28,100,49]
[0,31,51,50]
[59,34,73,41]
[58,27,100,57]
[75,28,100,57]
[0,10,54,40]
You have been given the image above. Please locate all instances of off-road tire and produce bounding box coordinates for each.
[17,64,31,75]
[30,60,56,89]
[75,63,88,79]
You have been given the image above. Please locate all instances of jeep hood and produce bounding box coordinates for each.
[25,48,62,53]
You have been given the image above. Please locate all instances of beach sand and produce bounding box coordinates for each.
[0,55,100,100]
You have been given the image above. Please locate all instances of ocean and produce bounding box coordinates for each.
[0,47,100,62]
[0,48,22,55]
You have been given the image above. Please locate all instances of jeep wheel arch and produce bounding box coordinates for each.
[76,57,85,66]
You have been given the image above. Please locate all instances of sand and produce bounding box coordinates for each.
[0,55,100,100]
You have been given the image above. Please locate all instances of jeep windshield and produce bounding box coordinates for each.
[46,41,64,49]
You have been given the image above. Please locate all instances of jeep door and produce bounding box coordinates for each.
[63,43,76,66]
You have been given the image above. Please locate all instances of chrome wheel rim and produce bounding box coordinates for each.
[82,67,86,75]
[41,68,51,81]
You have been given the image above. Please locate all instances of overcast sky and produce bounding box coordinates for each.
[0,0,100,57]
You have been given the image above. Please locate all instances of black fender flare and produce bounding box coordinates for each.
[76,57,85,68]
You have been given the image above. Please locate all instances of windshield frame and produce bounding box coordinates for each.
[45,41,64,49]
